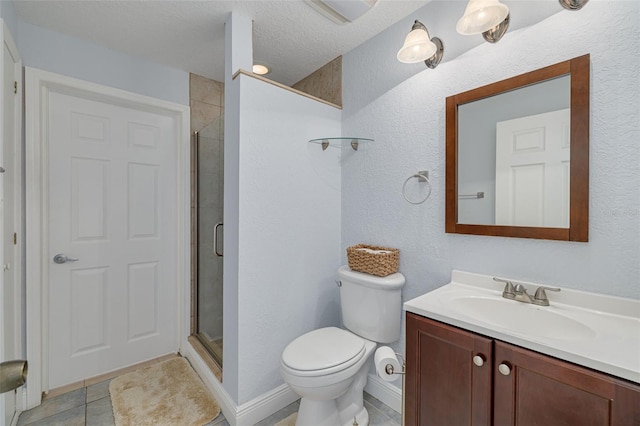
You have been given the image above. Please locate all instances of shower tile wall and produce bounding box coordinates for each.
[190,73,224,345]
[191,74,224,133]
[292,56,342,106]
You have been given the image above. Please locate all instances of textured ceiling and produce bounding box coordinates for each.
[12,0,429,85]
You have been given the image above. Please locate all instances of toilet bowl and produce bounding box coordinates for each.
[281,327,376,426]
[280,266,406,426]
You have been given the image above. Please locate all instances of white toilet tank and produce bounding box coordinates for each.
[337,265,406,343]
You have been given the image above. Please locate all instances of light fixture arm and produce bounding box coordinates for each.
[411,19,428,33]
[482,13,510,43]
[425,37,444,69]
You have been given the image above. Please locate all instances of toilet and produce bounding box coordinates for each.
[280,265,405,426]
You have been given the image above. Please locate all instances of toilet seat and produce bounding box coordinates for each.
[282,327,366,377]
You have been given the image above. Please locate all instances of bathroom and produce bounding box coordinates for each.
[1,0,638,425]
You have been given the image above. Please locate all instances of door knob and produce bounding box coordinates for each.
[473,355,485,367]
[53,254,79,264]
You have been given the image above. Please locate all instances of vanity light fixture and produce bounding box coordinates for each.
[397,20,444,69]
[559,0,589,10]
[252,63,271,75]
[456,0,510,44]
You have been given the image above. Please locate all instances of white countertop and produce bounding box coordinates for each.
[404,270,640,384]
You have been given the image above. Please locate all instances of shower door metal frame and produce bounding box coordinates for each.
[191,130,223,367]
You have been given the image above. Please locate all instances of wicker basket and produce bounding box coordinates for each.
[346,244,399,277]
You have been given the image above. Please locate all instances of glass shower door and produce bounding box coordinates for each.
[194,116,224,366]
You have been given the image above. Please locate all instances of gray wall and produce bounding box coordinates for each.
[342,0,640,391]
[16,20,188,105]
[1,1,19,42]
[225,73,342,404]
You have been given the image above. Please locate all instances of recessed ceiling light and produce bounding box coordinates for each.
[253,64,271,75]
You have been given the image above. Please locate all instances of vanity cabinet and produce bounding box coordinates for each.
[406,313,640,426]
[405,313,492,425]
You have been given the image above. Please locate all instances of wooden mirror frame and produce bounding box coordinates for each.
[446,54,590,241]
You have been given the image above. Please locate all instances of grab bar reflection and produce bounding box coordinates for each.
[214,222,223,257]
[458,192,484,199]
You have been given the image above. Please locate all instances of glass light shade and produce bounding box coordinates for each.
[397,27,437,64]
[456,0,509,35]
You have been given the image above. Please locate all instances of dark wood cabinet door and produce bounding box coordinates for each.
[493,341,640,426]
[406,313,493,426]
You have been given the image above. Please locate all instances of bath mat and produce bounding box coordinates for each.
[275,413,297,426]
[109,357,220,426]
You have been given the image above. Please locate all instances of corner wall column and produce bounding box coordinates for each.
[222,11,252,405]
[225,12,253,81]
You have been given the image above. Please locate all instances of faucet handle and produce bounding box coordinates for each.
[494,277,515,299]
[533,286,561,306]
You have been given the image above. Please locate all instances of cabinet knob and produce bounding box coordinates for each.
[498,363,511,376]
[473,355,485,367]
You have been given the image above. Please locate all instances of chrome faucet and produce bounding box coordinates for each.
[494,277,561,306]
[514,283,534,303]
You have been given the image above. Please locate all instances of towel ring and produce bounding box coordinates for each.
[402,171,432,205]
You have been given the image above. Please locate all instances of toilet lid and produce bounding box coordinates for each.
[282,327,365,372]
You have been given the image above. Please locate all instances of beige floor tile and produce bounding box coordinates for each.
[86,379,111,403]
[17,388,85,425]
[44,381,85,400]
[25,405,85,426]
[86,396,115,426]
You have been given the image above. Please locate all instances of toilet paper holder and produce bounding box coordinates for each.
[384,353,405,376]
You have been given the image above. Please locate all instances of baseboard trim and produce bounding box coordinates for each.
[182,343,237,425]
[183,341,298,426]
[10,388,27,426]
[364,373,402,414]
[236,383,298,426]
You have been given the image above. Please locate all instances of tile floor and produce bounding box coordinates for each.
[17,380,114,426]
[18,377,400,426]
[253,393,401,426]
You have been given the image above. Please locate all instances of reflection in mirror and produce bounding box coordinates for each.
[446,55,589,241]
[457,75,570,227]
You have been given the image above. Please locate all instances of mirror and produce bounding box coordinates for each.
[446,55,590,241]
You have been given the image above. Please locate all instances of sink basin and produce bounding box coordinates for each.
[449,296,597,340]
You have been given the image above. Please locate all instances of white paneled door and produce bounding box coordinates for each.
[47,92,178,389]
[495,109,570,228]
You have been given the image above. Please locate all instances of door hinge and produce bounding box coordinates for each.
[14,81,17,94]
[13,232,17,245]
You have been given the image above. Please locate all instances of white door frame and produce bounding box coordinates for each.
[25,67,190,409]
[1,18,24,421]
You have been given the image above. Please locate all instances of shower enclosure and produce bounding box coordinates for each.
[192,115,224,366]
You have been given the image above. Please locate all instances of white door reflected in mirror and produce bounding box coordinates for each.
[456,75,571,227]
[494,109,570,228]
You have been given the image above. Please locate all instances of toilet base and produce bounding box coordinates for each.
[296,399,369,426]
[296,398,340,426]
[294,354,372,426]
[345,406,369,426]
